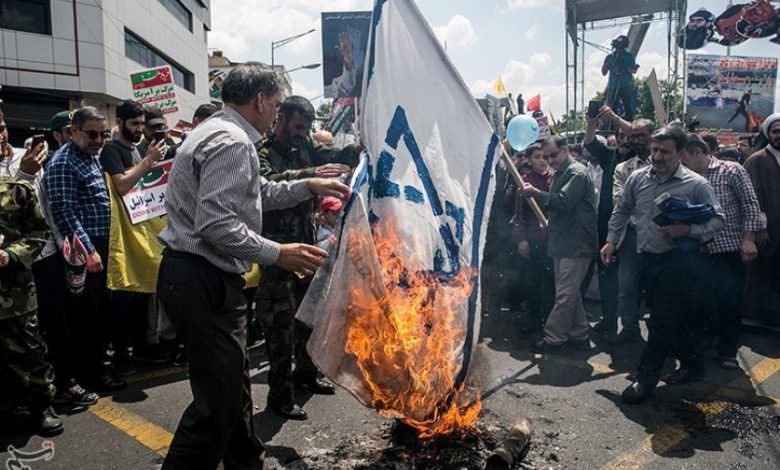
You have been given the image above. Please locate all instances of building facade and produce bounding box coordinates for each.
[0,0,211,144]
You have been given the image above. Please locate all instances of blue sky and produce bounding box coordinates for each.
[209,0,780,117]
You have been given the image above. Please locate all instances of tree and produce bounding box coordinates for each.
[550,109,585,136]
[316,100,333,120]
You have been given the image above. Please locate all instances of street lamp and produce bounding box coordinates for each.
[271,28,316,67]
[287,63,321,73]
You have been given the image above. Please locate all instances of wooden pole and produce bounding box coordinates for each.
[500,143,549,228]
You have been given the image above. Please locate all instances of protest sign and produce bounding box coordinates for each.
[686,54,777,131]
[121,160,173,224]
[535,114,551,140]
[130,66,179,114]
[322,11,372,99]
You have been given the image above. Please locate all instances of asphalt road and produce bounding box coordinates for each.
[2,299,779,470]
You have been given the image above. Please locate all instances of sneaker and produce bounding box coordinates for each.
[719,356,739,370]
[53,383,99,407]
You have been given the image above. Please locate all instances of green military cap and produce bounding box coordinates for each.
[48,110,72,131]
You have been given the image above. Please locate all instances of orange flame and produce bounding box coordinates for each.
[344,220,481,438]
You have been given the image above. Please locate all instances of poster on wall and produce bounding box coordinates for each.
[686,54,777,132]
[322,11,371,99]
[130,66,179,115]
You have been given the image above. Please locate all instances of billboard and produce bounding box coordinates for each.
[686,54,777,132]
[322,11,371,99]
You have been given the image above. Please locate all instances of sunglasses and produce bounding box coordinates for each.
[80,129,111,141]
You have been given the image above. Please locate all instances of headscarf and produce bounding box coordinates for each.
[761,112,780,137]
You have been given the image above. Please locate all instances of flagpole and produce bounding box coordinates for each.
[500,142,549,228]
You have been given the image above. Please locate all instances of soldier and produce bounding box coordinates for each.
[256,96,354,420]
[0,176,62,435]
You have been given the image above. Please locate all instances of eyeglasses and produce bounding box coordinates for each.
[80,129,111,141]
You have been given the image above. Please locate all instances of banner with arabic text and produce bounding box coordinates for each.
[121,160,173,224]
[130,66,179,115]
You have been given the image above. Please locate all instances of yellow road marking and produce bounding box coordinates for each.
[89,398,173,456]
[600,357,780,470]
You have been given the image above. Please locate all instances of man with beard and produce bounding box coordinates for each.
[678,8,715,50]
[744,112,780,326]
[256,96,351,420]
[99,100,167,377]
[100,100,167,196]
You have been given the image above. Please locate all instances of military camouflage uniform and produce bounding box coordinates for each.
[255,135,321,407]
[0,177,54,406]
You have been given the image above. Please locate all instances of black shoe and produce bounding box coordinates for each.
[529,339,563,355]
[608,329,643,345]
[35,406,64,437]
[95,373,127,392]
[268,403,308,420]
[295,377,336,395]
[664,367,705,385]
[568,337,594,351]
[621,381,654,405]
[53,383,99,407]
[593,320,617,334]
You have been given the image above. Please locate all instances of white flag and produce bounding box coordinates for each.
[298,0,500,437]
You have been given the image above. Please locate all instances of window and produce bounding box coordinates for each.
[125,29,195,93]
[202,24,209,43]
[159,0,192,32]
[0,0,51,35]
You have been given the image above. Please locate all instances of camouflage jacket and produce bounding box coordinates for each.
[0,178,49,320]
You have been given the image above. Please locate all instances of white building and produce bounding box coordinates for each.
[0,0,210,144]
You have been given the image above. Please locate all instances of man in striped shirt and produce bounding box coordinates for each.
[157,63,349,470]
[682,134,765,370]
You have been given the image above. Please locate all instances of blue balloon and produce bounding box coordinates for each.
[506,114,540,152]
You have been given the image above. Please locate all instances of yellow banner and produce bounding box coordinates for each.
[105,174,260,292]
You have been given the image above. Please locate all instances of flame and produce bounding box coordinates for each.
[344,219,482,438]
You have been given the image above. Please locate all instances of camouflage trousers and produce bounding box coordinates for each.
[0,312,56,405]
[256,279,318,407]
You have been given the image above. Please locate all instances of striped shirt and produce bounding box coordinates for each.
[44,141,110,253]
[704,158,766,254]
[158,106,312,274]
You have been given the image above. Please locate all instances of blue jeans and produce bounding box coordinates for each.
[616,227,641,331]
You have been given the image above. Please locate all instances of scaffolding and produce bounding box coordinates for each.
[564,0,688,130]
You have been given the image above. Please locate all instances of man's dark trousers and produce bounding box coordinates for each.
[636,251,703,388]
[157,250,264,470]
[702,252,745,358]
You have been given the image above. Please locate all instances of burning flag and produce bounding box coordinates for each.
[298,0,500,438]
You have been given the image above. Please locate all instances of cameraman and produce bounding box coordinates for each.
[602,35,639,121]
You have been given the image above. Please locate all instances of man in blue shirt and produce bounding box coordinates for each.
[44,107,124,391]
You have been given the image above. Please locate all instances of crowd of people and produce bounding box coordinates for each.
[490,103,779,405]
[0,63,358,450]
[1,61,779,469]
